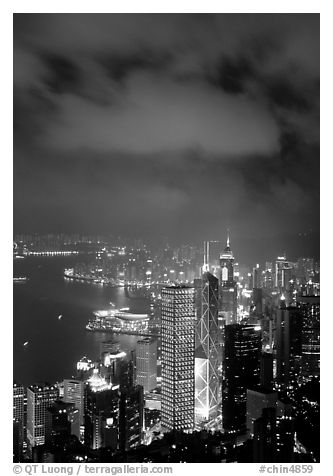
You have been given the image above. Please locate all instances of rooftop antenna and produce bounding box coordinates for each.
[203,241,209,272]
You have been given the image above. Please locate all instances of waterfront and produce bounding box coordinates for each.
[13,256,149,386]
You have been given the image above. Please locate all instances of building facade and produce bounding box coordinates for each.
[161,285,195,432]
[26,384,59,451]
[219,235,237,325]
[275,299,302,391]
[297,295,320,380]
[223,324,261,432]
[63,379,85,427]
[136,338,157,393]
[195,271,220,424]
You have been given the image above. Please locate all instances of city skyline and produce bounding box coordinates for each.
[13,12,320,465]
[13,232,320,462]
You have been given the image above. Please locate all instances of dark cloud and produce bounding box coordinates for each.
[100,50,172,83]
[211,56,254,94]
[42,53,81,94]
[13,13,320,261]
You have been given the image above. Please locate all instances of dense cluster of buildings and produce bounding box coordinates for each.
[13,235,320,463]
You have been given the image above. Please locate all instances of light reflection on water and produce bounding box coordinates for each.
[13,256,148,386]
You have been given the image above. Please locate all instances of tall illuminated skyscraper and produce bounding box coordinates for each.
[195,271,220,424]
[219,233,237,325]
[13,382,25,462]
[297,295,320,380]
[13,382,24,428]
[26,384,59,452]
[84,370,119,450]
[161,285,195,432]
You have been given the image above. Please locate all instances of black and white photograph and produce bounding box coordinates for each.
[12,10,320,467]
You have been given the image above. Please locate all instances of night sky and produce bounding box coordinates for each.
[13,14,320,261]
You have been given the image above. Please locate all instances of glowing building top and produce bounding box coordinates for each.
[87,369,112,393]
[220,231,235,284]
[77,356,94,372]
[220,230,234,260]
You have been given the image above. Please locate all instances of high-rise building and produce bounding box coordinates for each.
[195,271,220,424]
[252,264,261,289]
[275,299,302,391]
[63,379,85,427]
[161,285,195,432]
[136,338,157,393]
[13,420,24,462]
[13,381,24,427]
[84,371,119,450]
[119,385,144,452]
[296,258,314,284]
[13,382,25,462]
[45,400,80,444]
[223,324,261,432]
[297,295,320,380]
[275,256,288,289]
[252,404,295,463]
[275,415,295,462]
[219,234,237,325]
[26,384,59,451]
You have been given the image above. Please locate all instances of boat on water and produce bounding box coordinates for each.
[13,276,28,283]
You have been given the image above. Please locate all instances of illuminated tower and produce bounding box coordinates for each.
[13,382,24,432]
[195,271,220,424]
[297,295,320,380]
[161,285,195,432]
[219,232,237,325]
[275,298,303,391]
[84,370,119,450]
[13,382,25,462]
[274,255,293,294]
[26,384,59,452]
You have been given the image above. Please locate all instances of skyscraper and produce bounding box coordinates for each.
[219,233,237,325]
[195,271,220,424]
[119,385,144,452]
[275,299,302,391]
[161,285,195,432]
[13,382,25,462]
[13,381,24,428]
[84,371,119,450]
[45,400,80,444]
[297,295,320,380]
[63,379,85,427]
[26,384,59,451]
[136,338,157,393]
[223,324,261,432]
[275,256,288,290]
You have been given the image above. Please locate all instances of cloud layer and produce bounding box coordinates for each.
[13,14,320,260]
